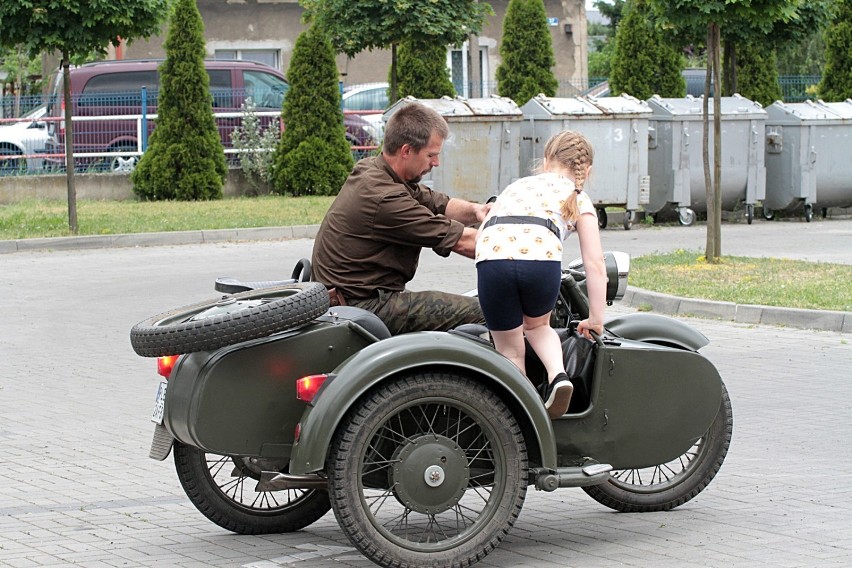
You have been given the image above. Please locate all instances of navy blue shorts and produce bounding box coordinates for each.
[476,259,562,331]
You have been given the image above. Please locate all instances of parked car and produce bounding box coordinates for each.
[0,104,49,175]
[43,59,374,172]
[342,82,389,144]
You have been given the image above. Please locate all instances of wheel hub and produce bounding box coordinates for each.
[391,434,469,515]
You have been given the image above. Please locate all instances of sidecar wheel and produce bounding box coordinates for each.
[130,282,329,357]
[329,372,528,568]
[583,382,732,512]
[173,442,331,534]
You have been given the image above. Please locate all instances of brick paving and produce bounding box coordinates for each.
[1,222,850,567]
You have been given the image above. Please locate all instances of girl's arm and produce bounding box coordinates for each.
[575,212,606,339]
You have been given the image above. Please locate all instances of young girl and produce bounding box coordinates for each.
[475,130,606,418]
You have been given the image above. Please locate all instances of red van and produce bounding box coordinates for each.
[44,59,374,172]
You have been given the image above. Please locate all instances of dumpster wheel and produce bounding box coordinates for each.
[678,208,695,227]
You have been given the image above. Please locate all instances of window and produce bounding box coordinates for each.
[80,71,159,107]
[448,44,489,98]
[214,49,280,70]
[243,70,289,109]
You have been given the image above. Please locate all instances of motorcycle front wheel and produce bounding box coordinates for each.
[328,372,528,568]
[173,442,331,534]
[583,382,732,512]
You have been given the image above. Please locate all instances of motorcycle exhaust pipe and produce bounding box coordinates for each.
[534,463,613,491]
[256,471,329,492]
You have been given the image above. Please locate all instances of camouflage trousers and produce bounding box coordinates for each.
[348,289,485,335]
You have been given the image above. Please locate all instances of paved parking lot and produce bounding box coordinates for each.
[1,219,850,567]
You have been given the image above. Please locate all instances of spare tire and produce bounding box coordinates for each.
[130,282,329,357]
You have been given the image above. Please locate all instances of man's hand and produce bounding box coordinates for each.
[446,198,492,226]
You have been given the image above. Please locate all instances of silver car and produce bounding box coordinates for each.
[0,104,49,174]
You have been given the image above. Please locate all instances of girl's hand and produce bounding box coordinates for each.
[577,319,603,340]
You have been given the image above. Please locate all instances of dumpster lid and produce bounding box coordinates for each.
[586,93,652,115]
[384,96,474,118]
[648,94,766,118]
[463,96,523,117]
[521,95,603,118]
[816,99,852,119]
[766,100,844,121]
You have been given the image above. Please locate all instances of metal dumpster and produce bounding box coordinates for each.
[382,95,523,203]
[764,99,852,222]
[520,94,651,230]
[646,94,767,225]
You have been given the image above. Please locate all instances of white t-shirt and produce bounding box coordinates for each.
[475,172,596,263]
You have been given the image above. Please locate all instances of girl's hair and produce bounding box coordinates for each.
[538,130,594,222]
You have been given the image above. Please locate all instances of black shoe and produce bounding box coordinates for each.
[540,372,574,419]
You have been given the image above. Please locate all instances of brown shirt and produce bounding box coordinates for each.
[312,155,464,301]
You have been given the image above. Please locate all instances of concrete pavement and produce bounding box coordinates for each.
[0,223,850,567]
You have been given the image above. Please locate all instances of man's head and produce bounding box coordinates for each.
[382,103,450,183]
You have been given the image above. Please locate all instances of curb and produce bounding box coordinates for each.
[0,225,320,254]
[623,288,851,333]
[2,226,848,333]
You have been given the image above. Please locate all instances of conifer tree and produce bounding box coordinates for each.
[496,0,558,106]
[818,0,852,101]
[610,0,685,100]
[273,25,353,196]
[395,39,456,99]
[132,0,227,200]
[734,42,782,107]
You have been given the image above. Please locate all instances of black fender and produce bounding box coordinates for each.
[606,312,709,351]
[287,331,558,475]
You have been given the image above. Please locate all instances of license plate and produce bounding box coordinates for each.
[151,381,168,424]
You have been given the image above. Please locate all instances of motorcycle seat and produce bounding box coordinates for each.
[316,306,391,341]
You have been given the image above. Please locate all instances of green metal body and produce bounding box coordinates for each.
[162,312,723,476]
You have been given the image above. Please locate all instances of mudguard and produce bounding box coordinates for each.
[287,331,558,475]
[605,312,709,351]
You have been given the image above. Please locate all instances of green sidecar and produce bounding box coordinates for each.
[130,252,732,568]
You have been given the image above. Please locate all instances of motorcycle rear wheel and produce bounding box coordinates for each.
[173,442,331,534]
[582,382,732,512]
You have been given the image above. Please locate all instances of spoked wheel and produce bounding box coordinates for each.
[329,372,528,568]
[583,382,732,512]
[173,442,331,534]
[130,282,329,357]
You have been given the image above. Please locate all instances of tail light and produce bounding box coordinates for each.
[296,374,329,403]
[157,355,180,378]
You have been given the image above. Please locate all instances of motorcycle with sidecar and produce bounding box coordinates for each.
[130,252,732,568]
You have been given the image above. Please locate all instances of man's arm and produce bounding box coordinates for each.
[450,226,478,258]
[445,198,491,226]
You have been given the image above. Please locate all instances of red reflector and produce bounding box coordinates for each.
[296,374,328,403]
[157,355,180,378]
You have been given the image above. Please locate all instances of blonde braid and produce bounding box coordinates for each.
[540,131,593,222]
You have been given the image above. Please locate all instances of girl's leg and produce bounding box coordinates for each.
[523,312,565,381]
[489,325,527,376]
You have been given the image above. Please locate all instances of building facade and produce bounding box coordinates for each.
[70,0,589,95]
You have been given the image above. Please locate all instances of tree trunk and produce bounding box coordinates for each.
[703,26,713,261]
[712,23,723,261]
[703,23,722,263]
[722,41,737,96]
[62,57,78,234]
[389,43,399,104]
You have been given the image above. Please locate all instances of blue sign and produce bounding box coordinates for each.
[547,17,559,26]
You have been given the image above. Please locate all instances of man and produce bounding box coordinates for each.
[311,102,490,335]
